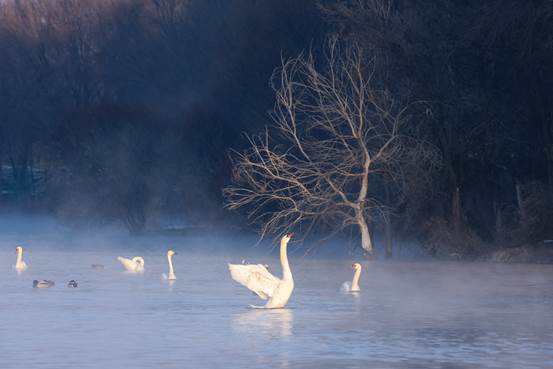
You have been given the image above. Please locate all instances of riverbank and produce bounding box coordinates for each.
[484,240,553,264]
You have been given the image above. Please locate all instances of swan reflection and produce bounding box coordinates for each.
[232,308,294,337]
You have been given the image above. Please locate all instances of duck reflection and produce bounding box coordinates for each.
[232,308,294,337]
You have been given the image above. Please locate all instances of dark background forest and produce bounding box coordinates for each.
[1,0,552,259]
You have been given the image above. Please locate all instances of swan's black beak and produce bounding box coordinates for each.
[286,232,294,238]
[174,251,178,255]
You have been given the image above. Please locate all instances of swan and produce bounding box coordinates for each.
[341,263,362,292]
[14,246,28,272]
[33,280,55,288]
[229,233,294,309]
[117,256,145,273]
[162,250,177,280]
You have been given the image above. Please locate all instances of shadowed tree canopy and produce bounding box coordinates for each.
[0,0,324,232]
[0,0,552,258]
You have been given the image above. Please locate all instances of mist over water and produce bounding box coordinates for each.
[1,216,552,368]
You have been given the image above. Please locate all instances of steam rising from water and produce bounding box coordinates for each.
[1,215,552,368]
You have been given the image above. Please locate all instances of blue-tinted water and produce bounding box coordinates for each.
[1,243,552,369]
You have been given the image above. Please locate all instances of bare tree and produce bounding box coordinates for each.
[224,38,438,257]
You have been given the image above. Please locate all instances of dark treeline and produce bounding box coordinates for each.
[321,0,553,258]
[0,0,324,232]
[1,0,552,258]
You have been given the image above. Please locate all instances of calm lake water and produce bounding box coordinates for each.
[1,238,553,369]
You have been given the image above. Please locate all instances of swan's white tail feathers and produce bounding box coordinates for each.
[341,281,351,292]
[341,281,360,293]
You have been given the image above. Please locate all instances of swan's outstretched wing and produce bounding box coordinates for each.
[228,264,280,300]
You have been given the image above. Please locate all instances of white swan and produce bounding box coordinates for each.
[229,233,294,309]
[14,246,28,272]
[117,256,145,273]
[162,250,177,280]
[342,262,362,292]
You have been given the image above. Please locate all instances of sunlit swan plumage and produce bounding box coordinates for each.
[117,256,145,273]
[342,263,362,292]
[229,233,294,309]
[162,249,177,280]
[14,246,28,272]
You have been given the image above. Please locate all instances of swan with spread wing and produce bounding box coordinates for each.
[228,233,294,309]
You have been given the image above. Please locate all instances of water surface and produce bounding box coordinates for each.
[1,245,552,368]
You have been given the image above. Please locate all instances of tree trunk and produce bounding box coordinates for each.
[451,187,461,234]
[356,211,374,258]
[384,185,393,259]
[546,147,553,206]
[515,180,527,227]
[494,203,504,245]
[384,217,392,259]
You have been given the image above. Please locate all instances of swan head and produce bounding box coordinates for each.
[167,249,177,257]
[282,232,294,243]
[352,262,362,271]
[132,257,145,267]
[15,246,23,254]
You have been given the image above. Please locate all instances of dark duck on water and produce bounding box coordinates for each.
[67,280,78,288]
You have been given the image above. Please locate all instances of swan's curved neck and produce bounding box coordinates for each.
[16,250,23,265]
[167,254,175,277]
[351,267,362,290]
[280,239,292,281]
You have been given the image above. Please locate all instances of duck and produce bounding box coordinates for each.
[67,280,78,288]
[116,256,145,273]
[33,280,55,288]
[14,246,28,272]
[229,233,294,309]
